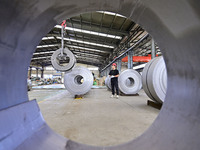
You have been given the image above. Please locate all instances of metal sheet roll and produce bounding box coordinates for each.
[119,69,142,94]
[142,56,167,103]
[51,48,76,72]
[64,66,93,95]
[105,75,111,90]
[142,58,157,100]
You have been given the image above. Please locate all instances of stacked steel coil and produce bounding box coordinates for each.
[118,69,142,94]
[64,66,93,95]
[142,56,167,103]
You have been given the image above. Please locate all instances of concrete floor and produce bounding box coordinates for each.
[28,87,159,147]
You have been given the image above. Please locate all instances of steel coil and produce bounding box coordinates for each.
[64,66,93,95]
[142,56,167,103]
[105,75,111,90]
[118,69,142,94]
[51,48,76,72]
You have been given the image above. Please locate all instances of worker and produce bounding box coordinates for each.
[109,63,119,98]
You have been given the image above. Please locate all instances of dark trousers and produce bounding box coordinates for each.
[111,80,119,95]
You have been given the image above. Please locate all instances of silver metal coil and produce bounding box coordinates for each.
[142,56,167,103]
[51,48,76,72]
[64,66,93,95]
[119,69,142,95]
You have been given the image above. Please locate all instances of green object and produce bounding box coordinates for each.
[93,81,97,85]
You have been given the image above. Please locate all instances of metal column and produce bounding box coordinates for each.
[41,67,44,79]
[29,67,32,77]
[107,67,111,76]
[117,59,121,72]
[128,50,133,69]
[36,68,39,78]
[151,39,156,59]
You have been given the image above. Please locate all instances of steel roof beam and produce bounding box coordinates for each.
[69,18,129,36]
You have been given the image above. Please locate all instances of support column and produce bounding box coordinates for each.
[41,67,44,79]
[29,67,32,77]
[117,59,121,72]
[128,50,133,69]
[36,68,39,78]
[107,67,110,76]
[151,39,156,59]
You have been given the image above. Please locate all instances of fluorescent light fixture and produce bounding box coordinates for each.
[37,44,58,48]
[42,37,54,40]
[97,11,126,18]
[133,63,147,70]
[33,51,55,55]
[67,45,110,53]
[74,52,101,57]
[31,56,51,60]
[56,37,114,48]
[55,25,121,40]
[35,44,110,54]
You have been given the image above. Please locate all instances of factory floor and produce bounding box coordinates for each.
[28,86,159,147]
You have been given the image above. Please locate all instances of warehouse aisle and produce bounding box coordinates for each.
[29,89,159,146]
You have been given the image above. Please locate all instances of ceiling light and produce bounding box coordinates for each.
[37,44,58,48]
[56,37,114,48]
[67,45,110,53]
[55,25,121,40]
[31,56,51,60]
[42,37,54,40]
[97,11,126,18]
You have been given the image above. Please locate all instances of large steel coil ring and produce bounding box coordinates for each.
[64,66,93,95]
[105,75,111,90]
[119,69,142,95]
[142,56,167,103]
[1,1,200,150]
[51,48,76,72]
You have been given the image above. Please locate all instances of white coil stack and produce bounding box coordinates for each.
[118,69,142,95]
[64,66,93,95]
[142,56,167,103]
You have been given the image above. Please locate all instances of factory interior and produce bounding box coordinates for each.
[0,1,200,150]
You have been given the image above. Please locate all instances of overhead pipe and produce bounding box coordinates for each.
[121,54,158,62]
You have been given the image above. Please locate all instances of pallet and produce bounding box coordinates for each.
[147,100,162,110]
[119,92,139,96]
[74,95,83,99]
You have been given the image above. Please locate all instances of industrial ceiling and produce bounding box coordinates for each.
[31,11,161,69]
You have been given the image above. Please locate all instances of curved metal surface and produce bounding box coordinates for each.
[147,56,167,103]
[51,48,76,72]
[119,69,142,94]
[105,75,111,90]
[142,58,157,100]
[64,66,93,95]
[142,57,167,103]
[0,0,200,150]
